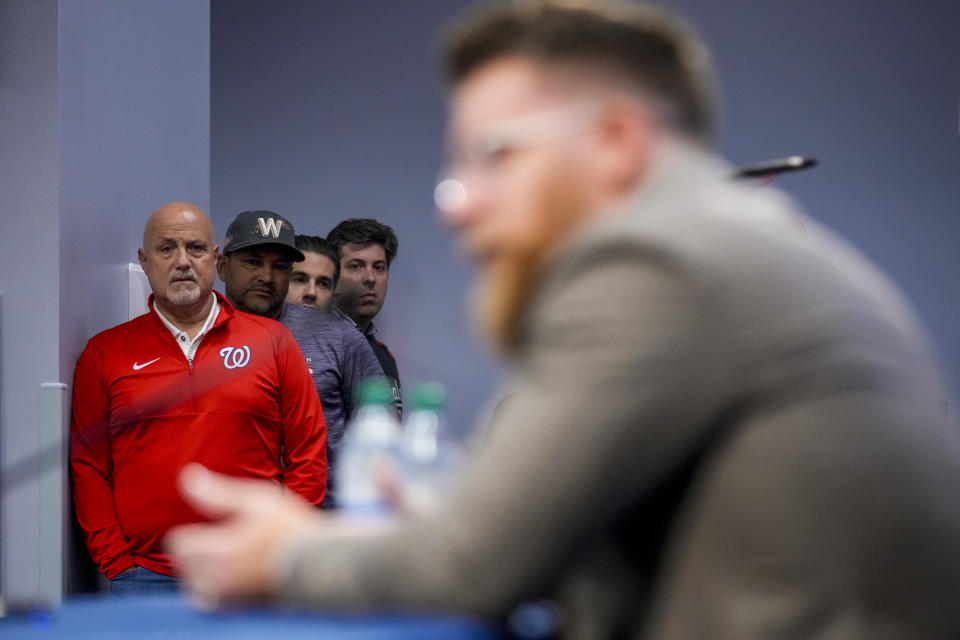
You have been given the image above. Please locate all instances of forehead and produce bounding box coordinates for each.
[450,56,571,136]
[147,211,212,244]
[295,251,336,276]
[230,247,293,263]
[340,242,386,263]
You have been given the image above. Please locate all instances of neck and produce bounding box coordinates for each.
[337,304,371,331]
[156,293,214,336]
[355,315,372,332]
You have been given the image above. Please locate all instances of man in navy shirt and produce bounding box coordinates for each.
[327,218,402,414]
[218,210,384,507]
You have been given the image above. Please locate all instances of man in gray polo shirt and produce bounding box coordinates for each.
[217,210,384,507]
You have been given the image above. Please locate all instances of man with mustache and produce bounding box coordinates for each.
[218,211,384,507]
[70,202,327,595]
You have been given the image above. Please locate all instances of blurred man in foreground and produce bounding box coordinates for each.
[71,202,327,595]
[286,235,339,313]
[168,2,960,637]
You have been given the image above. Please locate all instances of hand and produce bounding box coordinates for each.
[165,464,320,609]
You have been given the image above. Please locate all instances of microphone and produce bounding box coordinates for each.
[732,156,817,179]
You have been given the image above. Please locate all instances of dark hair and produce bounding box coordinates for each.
[442,0,718,143]
[327,219,399,267]
[294,234,341,284]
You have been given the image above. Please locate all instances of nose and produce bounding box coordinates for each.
[255,263,275,285]
[302,281,317,301]
[174,247,192,268]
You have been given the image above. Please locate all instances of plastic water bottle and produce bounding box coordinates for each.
[400,382,463,511]
[336,378,402,515]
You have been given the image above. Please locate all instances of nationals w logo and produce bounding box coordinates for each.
[257,217,283,238]
[219,345,251,369]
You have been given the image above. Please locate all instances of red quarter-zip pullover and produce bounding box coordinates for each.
[70,292,327,578]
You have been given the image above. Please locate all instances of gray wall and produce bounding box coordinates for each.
[1,0,211,599]
[666,0,960,404]
[0,0,62,602]
[211,0,497,432]
[212,0,960,428]
[58,0,211,593]
[59,0,211,378]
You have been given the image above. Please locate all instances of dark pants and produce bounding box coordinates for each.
[109,566,179,596]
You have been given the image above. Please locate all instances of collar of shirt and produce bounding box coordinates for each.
[153,294,220,359]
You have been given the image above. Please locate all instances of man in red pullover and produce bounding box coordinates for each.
[70,202,327,595]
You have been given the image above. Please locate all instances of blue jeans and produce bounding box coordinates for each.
[110,566,179,596]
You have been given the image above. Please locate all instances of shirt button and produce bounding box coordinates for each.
[179,335,187,342]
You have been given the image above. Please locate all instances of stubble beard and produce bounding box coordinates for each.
[311,296,335,313]
[340,289,381,326]
[241,288,283,317]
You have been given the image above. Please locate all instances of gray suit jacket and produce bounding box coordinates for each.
[278,143,960,639]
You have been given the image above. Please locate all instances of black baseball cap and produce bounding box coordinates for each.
[222,210,305,262]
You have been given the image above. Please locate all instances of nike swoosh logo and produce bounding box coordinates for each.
[132,357,161,371]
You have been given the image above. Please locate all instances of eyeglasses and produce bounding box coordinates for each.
[434,99,602,214]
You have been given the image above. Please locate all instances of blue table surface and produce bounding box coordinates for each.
[0,594,503,639]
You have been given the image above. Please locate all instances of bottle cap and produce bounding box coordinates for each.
[409,382,446,411]
[356,378,395,407]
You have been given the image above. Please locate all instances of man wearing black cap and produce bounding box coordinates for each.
[218,211,385,507]
[218,210,304,319]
